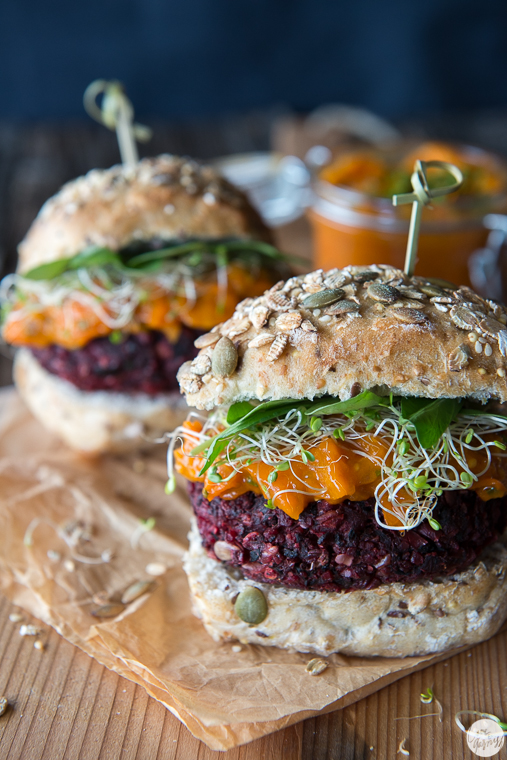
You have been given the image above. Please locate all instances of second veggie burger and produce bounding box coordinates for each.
[1,155,285,453]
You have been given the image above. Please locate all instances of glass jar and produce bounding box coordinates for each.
[309,143,507,286]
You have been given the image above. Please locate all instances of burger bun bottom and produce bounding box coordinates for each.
[14,348,188,454]
[184,519,507,657]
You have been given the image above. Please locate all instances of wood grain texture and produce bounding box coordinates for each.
[1,592,506,759]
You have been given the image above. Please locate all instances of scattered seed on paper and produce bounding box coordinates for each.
[121,580,154,604]
[306,658,328,675]
[92,591,110,605]
[19,625,41,637]
[91,603,125,619]
[145,563,166,576]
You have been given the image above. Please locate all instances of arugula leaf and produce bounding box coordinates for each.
[226,401,255,424]
[67,247,120,270]
[305,390,386,417]
[199,392,392,474]
[23,258,73,281]
[400,397,430,419]
[197,436,230,472]
[127,241,209,268]
[401,397,463,449]
[20,238,297,283]
[23,246,121,281]
[196,392,471,475]
[213,239,309,264]
[198,399,308,474]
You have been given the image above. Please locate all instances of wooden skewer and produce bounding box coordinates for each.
[83,80,152,168]
[392,160,463,276]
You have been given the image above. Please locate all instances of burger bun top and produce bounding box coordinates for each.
[178,265,507,408]
[18,155,272,274]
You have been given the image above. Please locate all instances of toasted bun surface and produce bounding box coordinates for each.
[15,349,188,454]
[184,519,507,657]
[178,265,507,407]
[18,155,271,273]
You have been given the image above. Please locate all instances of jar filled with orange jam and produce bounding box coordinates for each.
[310,141,507,286]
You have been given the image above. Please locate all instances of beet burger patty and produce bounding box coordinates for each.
[169,265,507,657]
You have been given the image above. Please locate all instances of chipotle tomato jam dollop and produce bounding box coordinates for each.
[3,262,275,351]
[175,420,507,525]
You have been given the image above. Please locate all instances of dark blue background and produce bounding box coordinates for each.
[1,0,506,121]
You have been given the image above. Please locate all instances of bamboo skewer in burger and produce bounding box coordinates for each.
[0,84,287,453]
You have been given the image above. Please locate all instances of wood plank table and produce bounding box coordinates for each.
[1,594,506,759]
[2,117,507,758]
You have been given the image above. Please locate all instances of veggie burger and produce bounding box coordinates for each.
[170,265,507,657]
[1,155,285,453]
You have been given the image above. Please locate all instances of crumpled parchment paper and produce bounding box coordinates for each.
[0,388,478,750]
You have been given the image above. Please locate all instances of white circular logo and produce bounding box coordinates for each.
[467,719,505,757]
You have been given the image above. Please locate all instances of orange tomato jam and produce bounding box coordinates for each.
[320,141,506,204]
[3,263,275,350]
[175,420,507,525]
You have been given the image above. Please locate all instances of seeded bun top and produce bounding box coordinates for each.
[18,155,271,274]
[177,265,507,408]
